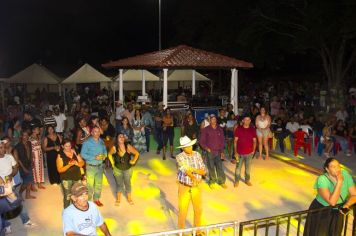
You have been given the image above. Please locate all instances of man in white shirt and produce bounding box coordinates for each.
[286,117,300,134]
[115,100,125,132]
[335,107,348,123]
[53,107,67,135]
[286,117,300,144]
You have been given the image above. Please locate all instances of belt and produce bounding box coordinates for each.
[87,163,102,167]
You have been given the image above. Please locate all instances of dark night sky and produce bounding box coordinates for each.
[0,0,183,76]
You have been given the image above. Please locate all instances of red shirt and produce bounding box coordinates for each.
[234,126,257,155]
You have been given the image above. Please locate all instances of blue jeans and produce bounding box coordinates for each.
[234,153,253,183]
[145,127,151,151]
[60,179,81,208]
[113,168,133,194]
[14,185,29,224]
[206,152,226,185]
[154,127,163,151]
[86,164,104,201]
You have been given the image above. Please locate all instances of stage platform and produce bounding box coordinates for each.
[9,152,317,236]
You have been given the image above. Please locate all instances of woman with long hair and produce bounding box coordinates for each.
[255,106,271,160]
[29,126,45,189]
[304,158,356,236]
[119,117,134,144]
[162,108,175,159]
[56,139,85,208]
[131,109,146,153]
[74,117,90,152]
[42,125,62,185]
[108,133,139,206]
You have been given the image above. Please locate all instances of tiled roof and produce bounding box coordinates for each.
[102,45,253,69]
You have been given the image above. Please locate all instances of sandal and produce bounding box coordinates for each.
[115,200,120,206]
[128,199,134,205]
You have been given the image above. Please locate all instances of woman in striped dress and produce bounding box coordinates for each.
[30,126,45,189]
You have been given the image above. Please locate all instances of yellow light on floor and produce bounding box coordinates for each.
[148,159,173,176]
[207,200,229,213]
[144,206,167,222]
[249,200,264,210]
[128,220,146,235]
[135,185,161,199]
[97,218,118,235]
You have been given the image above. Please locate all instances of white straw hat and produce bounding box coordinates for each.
[177,136,197,148]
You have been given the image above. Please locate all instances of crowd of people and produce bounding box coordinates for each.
[1,79,356,235]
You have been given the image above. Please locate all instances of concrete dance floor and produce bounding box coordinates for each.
[9,152,317,236]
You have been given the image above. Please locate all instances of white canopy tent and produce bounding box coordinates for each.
[167,70,209,81]
[113,70,160,101]
[61,63,111,84]
[6,63,60,84]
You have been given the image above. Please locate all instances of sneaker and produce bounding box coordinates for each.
[220,183,228,189]
[245,181,252,186]
[24,220,37,228]
[234,182,239,188]
[94,200,104,207]
[4,226,11,234]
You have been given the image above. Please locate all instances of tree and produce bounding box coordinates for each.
[240,0,356,104]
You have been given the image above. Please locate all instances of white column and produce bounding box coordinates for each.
[192,70,196,96]
[119,69,124,102]
[58,84,62,96]
[113,81,116,114]
[142,69,146,96]
[235,69,239,115]
[230,68,237,114]
[163,68,168,108]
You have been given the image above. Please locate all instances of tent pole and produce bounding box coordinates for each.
[163,68,168,108]
[119,69,123,102]
[192,70,196,96]
[142,69,146,96]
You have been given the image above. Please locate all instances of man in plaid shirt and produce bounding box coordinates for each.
[176,136,206,233]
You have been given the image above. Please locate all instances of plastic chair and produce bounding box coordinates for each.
[294,130,311,156]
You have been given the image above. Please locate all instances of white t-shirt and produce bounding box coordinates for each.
[286,122,300,133]
[335,110,348,122]
[0,154,17,182]
[62,201,104,236]
[54,113,67,133]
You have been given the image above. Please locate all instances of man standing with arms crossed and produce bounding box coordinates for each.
[81,127,107,207]
[176,136,206,233]
[234,115,257,187]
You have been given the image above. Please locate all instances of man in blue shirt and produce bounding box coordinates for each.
[81,127,107,207]
[62,182,111,236]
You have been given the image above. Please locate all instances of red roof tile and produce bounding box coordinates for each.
[102,45,253,69]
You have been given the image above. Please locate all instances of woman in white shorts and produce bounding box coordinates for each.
[255,106,272,159]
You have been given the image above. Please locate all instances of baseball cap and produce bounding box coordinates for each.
[70,182,88,197]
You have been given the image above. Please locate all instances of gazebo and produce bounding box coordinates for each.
[102,45,253,114]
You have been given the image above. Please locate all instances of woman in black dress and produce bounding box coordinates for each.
[42,125,62,185]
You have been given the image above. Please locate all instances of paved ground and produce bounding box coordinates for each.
[8,149,319,236]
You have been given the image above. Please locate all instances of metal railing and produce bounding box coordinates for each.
[137,221,239,236]
[239,204,355,236]
[137,205,355,236]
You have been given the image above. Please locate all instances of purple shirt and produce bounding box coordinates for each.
[199,125,225,155]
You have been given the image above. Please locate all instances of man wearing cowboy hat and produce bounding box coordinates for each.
[176,136,206,232]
